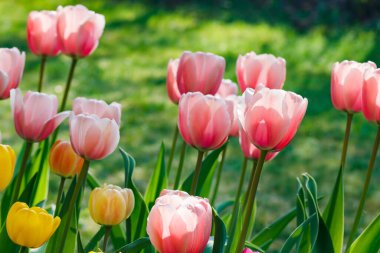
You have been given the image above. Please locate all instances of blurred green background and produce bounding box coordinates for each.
[1,0,380,251]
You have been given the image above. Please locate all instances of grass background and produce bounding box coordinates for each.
[1,0,380,251]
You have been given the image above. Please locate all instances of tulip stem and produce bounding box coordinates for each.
[11,141,33,204]
[211,143,228,205]
[57,159,90,253]
[19,246,27,253]
[102,226,112,252]
[346,126,380,250]
[38,55,47,92]
[341,112,353,171]
[236,150,268,253]
[54,177,66,216]
[167,125,179,177]
[190,150,205,195]
[244,159,258,210]
[173,141,187,189]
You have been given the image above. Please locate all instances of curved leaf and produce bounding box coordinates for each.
[212,208,226,253]
[348,213,380,253]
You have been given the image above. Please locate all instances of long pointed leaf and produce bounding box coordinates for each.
[348,213,380,253]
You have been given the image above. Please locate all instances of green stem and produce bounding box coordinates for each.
[102,226,112,252]
[11,141,33,204]
[19,246,28,253]
[54,177,66,217]
[173,141,187,189]
[167,125,179,177]
[244,159,258,210]
[190,150,205,195]
[37,56,47,92]
[346,126,380,249]
[341,113,353,171]
[236,150,268,253]
[211,144,228,205]
[57,159,90,253]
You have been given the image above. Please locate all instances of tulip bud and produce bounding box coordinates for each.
[49,140,84,178]
[166,58,181,104]
[0,144,15,191]
[243,249,259,253]
[6,202,61,248]
[363,68,380,123]
[89,184,134,226]
[0,48,25,99]
[216,79,238,98]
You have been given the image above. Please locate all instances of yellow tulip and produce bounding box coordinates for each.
[0,144,15,191]
[89,184,134,226]
[6,202,61,248]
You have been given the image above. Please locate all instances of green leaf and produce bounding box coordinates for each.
[216,200,234,215]
[84,227,105,252]
[77,232,85,253]
[348,213,380,253]
[244,241,265,253]
[0,223,19,252]
[212,208,227,253]
[114,237,152,253]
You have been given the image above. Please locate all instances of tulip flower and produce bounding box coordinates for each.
[6,202,61,248]
[147,190,212,253]
[362,68,380,123]
[57,5,105,58]
[89,184,134,225]
[243,249,258,253]
[166,58,181,104]
[216,79,238,98]
[177,51,225,95]
[239,127,278,161]
[0,48,25,99]
[27,11,61,56]
[73,97,121,126]
[225,95,240,137]
[237,52,286,92]
[0,144,15,191]
[10,89,70,142]
[49,140,84,178]
[331,60,376,113]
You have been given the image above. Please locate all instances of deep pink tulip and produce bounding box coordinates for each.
[239,127,278,160]
[147,190,212,253]
[69,114,119,160]
[177,51,225,95]
[0,48,25,99]
[238,87,307,151]
[166,58,181,104]
[73,97,121,126]
[243,249,258,253]
[178,92,232,150]
[216,79,238,98]
[27,11,61,56]
[331,60,376,113]
[362,69,380,123]
[225,95,240,137]
[237,52,286,92]
[10,89,70,142]
[57,5,105,58]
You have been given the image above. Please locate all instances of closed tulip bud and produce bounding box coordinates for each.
[69,114,120,160]
[10,89,70,142]
[0,144,15,191]
[27,10,61,56]
[363,69,380,123]
[331,60,376,113]
[178,92,232,150]
[49,140,84,178]
[239,127,278,161]
[147,190,212,253]
[0,48,25,99]
[6,202,61,248]
[166,58,181,104]
[216,79,238,98]
[57,5,105,58]
[177,51,225,95]
[89,184,134,226]
[237,52,286,92]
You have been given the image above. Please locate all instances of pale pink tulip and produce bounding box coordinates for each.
[216,79,238,98]
[331,60,376,113]
[362,69,380,123]
[237,52,286,92]
[225,95,240,137]
[147,190,212,253]
[166,58,181,104]
[238,87,307,151]
[177,51,225,95]
[73,97,121,126]
[239,127,278,161]
[178,92,232,150]
[27,10,61,56]
[10,89,70,142]
[0,48,25,99]
[69,114,119,160]
[57,5,105,57]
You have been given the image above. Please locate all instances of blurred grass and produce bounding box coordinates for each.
[0,0,380,251]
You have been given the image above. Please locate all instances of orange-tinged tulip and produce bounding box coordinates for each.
[6,202,61,248]
[49,140,84,178]
[0,144,15,191]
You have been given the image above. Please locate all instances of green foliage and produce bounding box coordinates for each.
[348,213,380,253]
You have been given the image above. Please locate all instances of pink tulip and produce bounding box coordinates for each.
[243,249,259,253]
[27,11,61,56]
[73,97,121,126]
[166,58,181,104]
[178,92,232,150]
[147,190,212,253]
[239,127,278,161]
[10,89,70,142]
[69,114,119,160]
[57,5,105,58]
[177,51,225,95]
[225,95,240,137]
[331,60,376,113]
[216,79,238,98]
[239,87,307,151]
[0,48,25,99]
[237,52,286,92]
[362,69,380,123]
